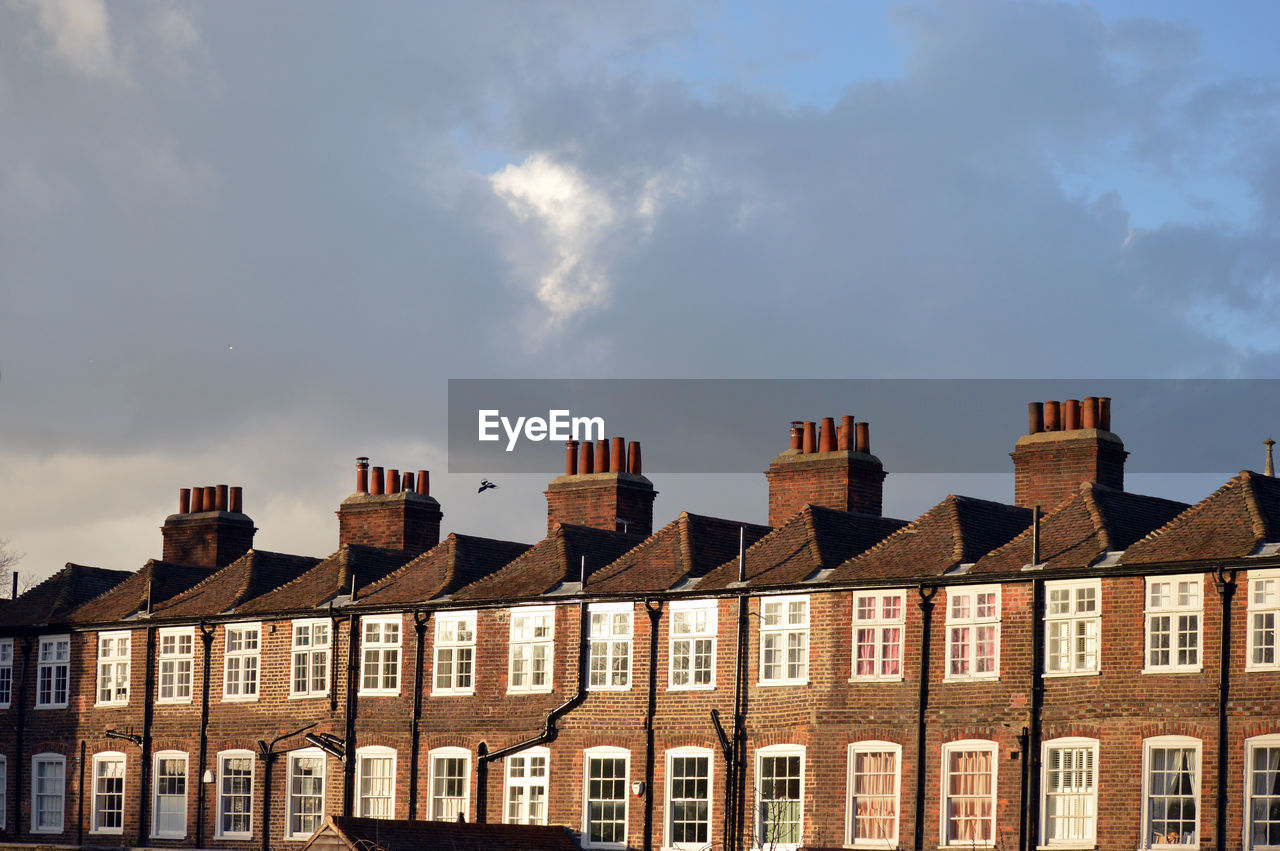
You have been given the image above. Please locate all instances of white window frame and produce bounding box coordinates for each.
[1246,733,1280,850]
[665,746,713,850]
[1140,735,1200,849]
[1144,575,1203,673]
[1044,579,1100,677]
[940,739,997,848]
[508,605,555,694]
[759,595,810,686]
[433,611,476,696]
[355,745,396,819]
[945,586,1001,681]
[96,630,131,706]
[223,622,261,702]
[360,616,402,696]
[152,750,189,839]
[36,634,70,708]
[0,754,7,830]
[846,740,901,847]
[32,752,66,834]
[91,751,126,835]
[428,746,471,822]
[583,746,630,849]
[755,744,805,851]
[215,749,255,840]
[589,602,634,691]
[285,747,326,840]
[1247,569,1280,672]
[157,626,195,704]
[1040,737,1098,847]
[291,619,331,699]
[504,745,550,826]
[669,599,717,690]
[0,637,15,708]
[851,590,906,681]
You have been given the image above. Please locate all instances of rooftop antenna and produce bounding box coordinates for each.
[738,526,746,584]
[580,554,586,585]
[1267,438,1275,477]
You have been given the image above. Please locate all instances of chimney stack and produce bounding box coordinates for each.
[338,457,443,553]
[1011,396,1127,512]
[545,436,656,536]
[162,484,256,567]
[765,414,886,525]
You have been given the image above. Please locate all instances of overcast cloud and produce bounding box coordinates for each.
[2,1,1278,583]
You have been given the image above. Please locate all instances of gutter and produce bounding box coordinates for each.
[476,595,591,823]
[408,609,430,821]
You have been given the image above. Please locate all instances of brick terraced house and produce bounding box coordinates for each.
[3,397,1280,851]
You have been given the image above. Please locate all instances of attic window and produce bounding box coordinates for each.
[1251,542,1280,558]
[944,562,974,576]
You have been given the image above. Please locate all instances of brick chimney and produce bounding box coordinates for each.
[337,458,443,553]
[545,437,656,536]
[1011,396,1127,512]
[765,415,886,526]
[161,484,256,567]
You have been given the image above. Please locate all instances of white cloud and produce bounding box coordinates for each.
[18,0,129,82]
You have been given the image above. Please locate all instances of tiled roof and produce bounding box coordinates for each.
[700,505,906,589]
[971,483,1188,575]
[304,815,580,851]
[451,524,645,602]
[151,549,322,618]
[67,560,217,623]
[0,563,132,627]
[828,496,1032,581]
[589,512,772,593]
[234,545,416,614]
[1122,470,1280,564]
[354,533,532,606]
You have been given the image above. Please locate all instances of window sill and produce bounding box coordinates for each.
[156,698,193,705]
[757,680,809,687]
[1140,667,1203,675]
[1037,844,1097,850]
[943,674,1000,683]
[95,700,129,708]
[31,827,64,834]
[667,683,716,692]
[35,703,68,710]
[222,694,260,703]
[848,675,905,683]
[289,692,329,699]
[90,828,124,836]
[1043,670,1100,679]
[216,833,252,841]
[152,832,187,840]
[507,687,554,695]
[358,689,401,697]
[431,689,476,697]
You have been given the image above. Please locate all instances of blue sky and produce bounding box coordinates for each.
[1,1,1278,583]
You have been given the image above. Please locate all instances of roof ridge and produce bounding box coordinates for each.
[1128,471,1249,551]
[1078,483,1112,553]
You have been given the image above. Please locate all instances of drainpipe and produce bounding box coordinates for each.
[138,626,156,848]
[476,593,592,823]
[257,723,318,851]
[643,600,663,851]
[77,739,86,847]
[1026,577,1045,851]
[732,592,750,851]
[913,585,938,851]
[408,610,430,821]
[1213,566,1236,851]
[343,612,359,817]
[13,637,31,842]
[196,623,215,848]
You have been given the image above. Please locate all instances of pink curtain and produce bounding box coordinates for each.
[853,752,897,839]
[948,750,993,842]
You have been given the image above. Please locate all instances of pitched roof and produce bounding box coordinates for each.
[828,496,1032,582]
[0,563,132,628]
[354,533,533,606]
[303,815,580,851]
[150,549,323,618]
[67,560,217,623]
[699,505,906,589]
[1122,470,1280,564]
[589,512,772,593]
[450,524,645,602]
[971,483,1189,575]
[234,545,416,614]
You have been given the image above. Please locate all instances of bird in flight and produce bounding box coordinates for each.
[478,479,498,493]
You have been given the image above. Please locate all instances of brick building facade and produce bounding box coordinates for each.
[2,397,1280,851]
